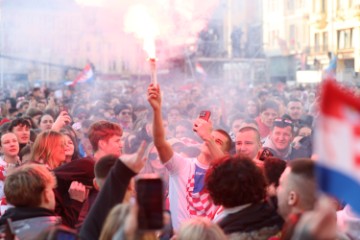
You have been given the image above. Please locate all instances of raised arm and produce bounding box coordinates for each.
[79,143,146,240]
[193,118,227,161]
[147,84,174,164]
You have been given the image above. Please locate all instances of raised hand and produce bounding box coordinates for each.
[147,84,161,111]
[52,111,72,131]
[193,118,213,141]
[121,141,147,173]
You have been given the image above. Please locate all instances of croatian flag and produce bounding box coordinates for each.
[71,64,95,86]
[315,80,360,214]
[195,63,206,79]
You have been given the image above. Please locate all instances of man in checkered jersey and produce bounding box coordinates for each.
[147,84,232,230]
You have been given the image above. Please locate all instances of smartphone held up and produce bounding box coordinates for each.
[199,110,211,122]
[136,174,164,231]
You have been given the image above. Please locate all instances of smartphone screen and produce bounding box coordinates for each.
[199,111,211,121]
[259,148,274,161]
[136,177,163,230]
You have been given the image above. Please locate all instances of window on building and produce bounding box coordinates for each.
[338,29,353,49]
[337,0,352,9]
[321,0,327,12]
[337,0,342,9]
[296,0,303,8]
[287,0,295,11]
[270,0,276,12]
[289,25,296,49]
[323,32,328,52]
[314,0,327,12]
[315,33,320,52]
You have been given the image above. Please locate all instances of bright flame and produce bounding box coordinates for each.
[124,4,159,58]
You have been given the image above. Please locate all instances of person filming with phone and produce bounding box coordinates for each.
[147,83,232,230]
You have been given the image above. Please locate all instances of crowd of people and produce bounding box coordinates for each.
[0,77,358,239]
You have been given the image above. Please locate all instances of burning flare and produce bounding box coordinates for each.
[124,4,159,58]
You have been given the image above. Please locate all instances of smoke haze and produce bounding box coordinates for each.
[1,0,219,76]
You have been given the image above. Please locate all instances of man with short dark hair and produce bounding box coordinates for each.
[263,118,309,161]
[8,118,31,153]
[148,84,231,229]
[283,98,307,132]
[114,104,133,131]
[93,154,118,189]
[255,100,279,139]
[275,158,318,239]
[286,98,303,122]
[235,126,261,160]
[276,159,317,220]
[206,156,283,239]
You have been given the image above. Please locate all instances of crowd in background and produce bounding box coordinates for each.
[0,77,358,240]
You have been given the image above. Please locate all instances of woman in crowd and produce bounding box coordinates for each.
[39,113,55,132]
[178,217,227,240]
[25,108,43,129]
[0,132,20,199]
[30,130,66,170]
[60,130,80,163]
[100,203,226,240]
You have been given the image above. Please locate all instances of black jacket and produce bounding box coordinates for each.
[218,201,283,235]
[0,207,61,240]
[79,159,136,240]
[0,207,56,225]
[53,157,95,227]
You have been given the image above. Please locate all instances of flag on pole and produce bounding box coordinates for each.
[71,64,95,86]
[195,63,207,80]
[315,80,360,214]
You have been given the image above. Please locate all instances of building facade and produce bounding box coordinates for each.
[308,0,360,82]
[195,0,266,84]
[263,0,360,83]
[263,0,311,82]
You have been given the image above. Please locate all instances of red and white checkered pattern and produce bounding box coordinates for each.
[186,174,213,218]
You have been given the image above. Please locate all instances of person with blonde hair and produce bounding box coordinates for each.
[178,217,227,240]
[0,132,20,194]
[99,204,132,240]
[30,130,66,170]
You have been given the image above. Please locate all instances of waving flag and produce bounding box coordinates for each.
[195,63,207,80]
[71,64,95,86]
[315,80,360,214]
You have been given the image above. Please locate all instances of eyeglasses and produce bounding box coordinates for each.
[121,111,132,116]
[273,118,294,128]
